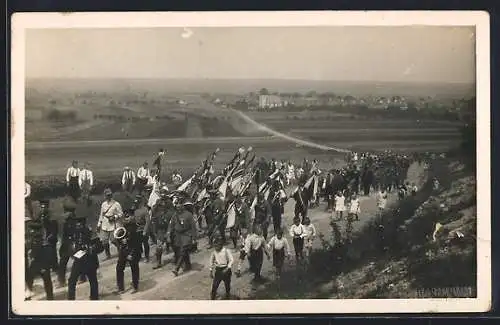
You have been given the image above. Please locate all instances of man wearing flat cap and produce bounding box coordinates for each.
[25,199,58,300]
[133,195,151,263]
[151,189,175,269]
[57,197,86,288]
[169,199,197,276]
[67,215,100,300]
[204,188,224,248]
[97,188,123,260]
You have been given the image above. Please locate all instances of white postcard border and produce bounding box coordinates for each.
[10,11,491,315]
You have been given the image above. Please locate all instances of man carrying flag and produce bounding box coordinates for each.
[205,188,225,247]
[153,148,166,178]
[289,177,310,223]
[269,180,287,234]
[253,193,272,240]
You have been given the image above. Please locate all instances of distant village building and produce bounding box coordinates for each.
[258,94,283,109]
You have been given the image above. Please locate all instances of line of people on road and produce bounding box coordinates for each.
[25,146,420,300]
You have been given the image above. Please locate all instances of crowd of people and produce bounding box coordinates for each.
[25,146,420,300]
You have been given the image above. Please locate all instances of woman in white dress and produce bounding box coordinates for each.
[333,191,346,221]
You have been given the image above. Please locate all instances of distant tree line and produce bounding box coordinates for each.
[44,109,77,122]
[92,114,175,122]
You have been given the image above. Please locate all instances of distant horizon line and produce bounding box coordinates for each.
[25,77,475,85]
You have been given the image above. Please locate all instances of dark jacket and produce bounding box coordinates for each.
[234,202,251,229]
[151,199,175,232]
[254,199,271,225]
[73,225,100,270]
[170,209,197,248]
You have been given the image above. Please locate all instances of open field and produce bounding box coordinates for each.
[25,94,462,180]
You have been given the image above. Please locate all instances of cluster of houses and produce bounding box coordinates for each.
[211,91,472,115]
[213,93,414,111]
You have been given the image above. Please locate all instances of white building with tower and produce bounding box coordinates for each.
[258,94,284,109]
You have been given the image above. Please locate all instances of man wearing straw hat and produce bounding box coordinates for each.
[97,188,124,260]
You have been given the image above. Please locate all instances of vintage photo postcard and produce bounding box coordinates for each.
[11,11,490,315]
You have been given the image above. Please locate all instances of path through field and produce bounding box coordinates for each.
[29,162,425,300]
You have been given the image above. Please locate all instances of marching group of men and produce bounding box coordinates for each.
[25,145,418,300]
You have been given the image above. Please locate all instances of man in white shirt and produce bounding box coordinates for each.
[122,166,136,193]
[66,160,80,201]
[136,162,150,195]
[79,162,94,206]
[97,188,124,260]
[25,182,33,220]
[244,225,269,282]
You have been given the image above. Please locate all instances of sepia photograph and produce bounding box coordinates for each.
[11,11,490,315]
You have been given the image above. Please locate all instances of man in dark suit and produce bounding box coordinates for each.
[25,210,57,301]
[169,199,198,276]
[115,208,143,294]
[254,193,272,240]
[57,197,86,288]
[38,200,59,273]
[290,178,310,223]
[67,216,101,300]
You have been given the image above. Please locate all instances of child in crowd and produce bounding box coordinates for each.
[348,194,361,221]
[398,183,407,200]
[302,217,316,263]
[235,228,249,277]
[244,225,270,282]
[267,228,291,279]
[209,236,233,300]
[376,188,388,224]
[334,191,346,221]
[410,183,418,196]
[289,216,306,262]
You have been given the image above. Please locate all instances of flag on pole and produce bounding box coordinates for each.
[197,188,208,202]
[218,178,228,200]
[249,196,257,221]
[304,175,315,189]
[177,175,194,192]
[225,202,236,229]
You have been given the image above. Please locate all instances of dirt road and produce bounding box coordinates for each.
[29,162,424,300]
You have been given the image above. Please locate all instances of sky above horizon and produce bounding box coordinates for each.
[25,26,476,83]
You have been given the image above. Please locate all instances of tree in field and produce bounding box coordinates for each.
[259,88,269,95]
